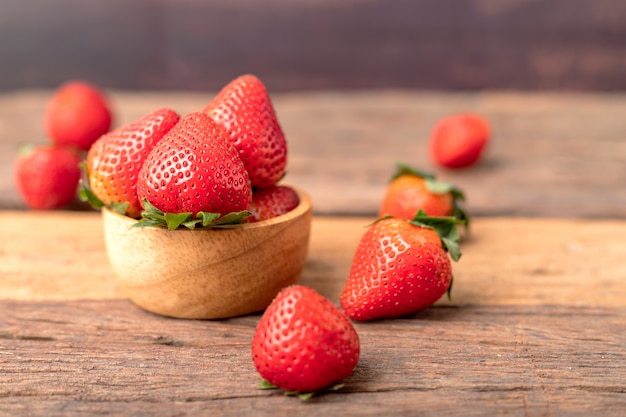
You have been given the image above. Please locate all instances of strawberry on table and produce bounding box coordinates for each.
[246,185,300,222]
[379,163,468,224]
[429,113,490,169]
[203,74,287,188]
[83,108,180,218]
[252,285,360,399]
[340,211,463,321]
[44,80,113,151]
[136,112,252,230]
[14,144,81,210]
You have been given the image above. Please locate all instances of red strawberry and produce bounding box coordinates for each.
[83,108,180,218]
[136,112,252,229]
[203,74,287,188]
[340,212,463,321]
[379,163,468,224]
[14,144,81,210]
[246,185,300,222]
[429,113,490,169]
[44,80,113,151]
[252,285,360,397]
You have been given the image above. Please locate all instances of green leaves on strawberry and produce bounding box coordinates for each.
[340,211,464,321]
[203,74,287,188]
[133,199,249,230]
[136,112,252,227]
[83,108,180,218]
[252,285,360,398]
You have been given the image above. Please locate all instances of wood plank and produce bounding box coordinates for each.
[1,211,625,308]
[2,91,626,217]
[1,300,624,416]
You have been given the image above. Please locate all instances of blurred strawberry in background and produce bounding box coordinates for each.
[429,113,490,169]
[14,145,81,210]
[44,80,112,151]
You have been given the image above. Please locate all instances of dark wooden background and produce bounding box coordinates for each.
[1,0,625,92]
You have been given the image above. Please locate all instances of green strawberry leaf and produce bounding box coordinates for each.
[391,162,435,181]
[257,380,277,390]
[78,180,104,209]
[423,178,465,200]
[110,201,130,216]
[133,199,250,230]
[164,212,194,230]
[256,380,345,401]
[197,212,221,227]
[211,210,251,226]
[409,209,464,262]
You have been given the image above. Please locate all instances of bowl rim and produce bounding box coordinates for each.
[102,185,312,231]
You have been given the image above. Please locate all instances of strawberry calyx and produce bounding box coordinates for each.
[133,199,250,230]
[409,209,464,262]
[392,162,469,227]
[257,379,345,401]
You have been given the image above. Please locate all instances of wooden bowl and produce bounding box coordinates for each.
[102,188,312,319]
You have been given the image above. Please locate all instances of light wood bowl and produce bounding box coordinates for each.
[102,188,312,319]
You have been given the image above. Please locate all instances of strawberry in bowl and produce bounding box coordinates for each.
[82,75,311,319]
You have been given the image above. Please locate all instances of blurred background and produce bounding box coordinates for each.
[1,0,625,93]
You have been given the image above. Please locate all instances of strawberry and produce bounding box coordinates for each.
[14,144,81,210]
[340,211,463,321]
[252,285,360,398]
[203,74,287,188]
[429,113,490,169]
[136,112,252,229]
[246,185,300,222]
[44,80,113,151]
[82,108,180,219]
[379,163,468,224]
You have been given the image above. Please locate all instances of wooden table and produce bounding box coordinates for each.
[1,90,625,416]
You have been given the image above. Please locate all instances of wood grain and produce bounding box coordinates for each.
[2,90,626,218]
[2,212,625,307]
[1,300,624,416]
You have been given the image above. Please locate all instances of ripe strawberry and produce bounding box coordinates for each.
[429,113,490,169]
[83,108,180,218]
[14,145,81,210]
[136,112,252,229]
[44,80,113,151]
[379,163,467,224]
[203,74,287,188]
[252,285,360,397]
[246,185,300,222]
[340,211,463,321]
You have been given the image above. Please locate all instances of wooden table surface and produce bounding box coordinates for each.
[1,90,625,416]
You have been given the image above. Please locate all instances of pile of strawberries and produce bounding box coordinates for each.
[83,74,299,228]
[15,75,300,226]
